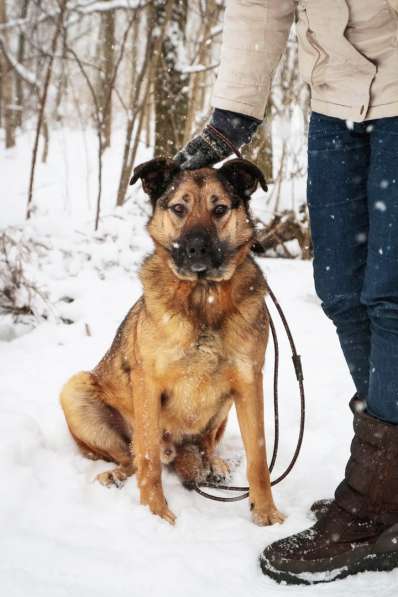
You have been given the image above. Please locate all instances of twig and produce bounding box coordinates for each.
[26,0,67,220]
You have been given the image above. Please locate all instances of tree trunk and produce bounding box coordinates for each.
[116,2,172,206]
[54,22,68,122]
[0,0,16,148]
[183,0,220,143]
[15,0,30,129]
[153,0,188,157]
[99,3,115,149]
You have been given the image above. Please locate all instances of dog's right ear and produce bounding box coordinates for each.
[218,158,268,199]
[129,158,180,205]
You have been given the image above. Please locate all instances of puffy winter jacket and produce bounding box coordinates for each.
[211,0,398,122]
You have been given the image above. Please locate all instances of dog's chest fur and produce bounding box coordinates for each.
[142,282,263,437]
[154,319,232,435]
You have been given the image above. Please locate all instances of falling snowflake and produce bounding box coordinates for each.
[374,201,386,212]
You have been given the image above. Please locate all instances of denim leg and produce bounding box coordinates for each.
[361,117,398,423]
[307,113,370,399]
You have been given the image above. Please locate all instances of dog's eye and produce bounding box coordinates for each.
[213,205,229,218]
[170,203,186,217]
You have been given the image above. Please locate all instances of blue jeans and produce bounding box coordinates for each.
[307,112,398,424]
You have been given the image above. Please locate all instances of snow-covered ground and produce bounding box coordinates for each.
[1,130,397,597]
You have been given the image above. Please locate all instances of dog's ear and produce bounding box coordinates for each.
[218,159,268,199]
[130,158,180,204]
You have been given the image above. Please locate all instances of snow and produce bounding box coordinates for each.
[77,0,142,12]
[374,200,387,211]
[1,131,398,597]
[180,63,219,74]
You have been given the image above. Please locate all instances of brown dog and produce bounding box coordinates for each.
[60,158,284,526]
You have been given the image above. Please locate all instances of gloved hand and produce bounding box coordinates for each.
[174,124,232,170]
[174,108,261,170]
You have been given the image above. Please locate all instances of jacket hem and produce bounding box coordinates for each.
[211,97,398,123]
[366,102,398,120]
[311,98,398,122]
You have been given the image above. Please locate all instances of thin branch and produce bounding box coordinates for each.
[26,0,67,220]
[0,35,39,89]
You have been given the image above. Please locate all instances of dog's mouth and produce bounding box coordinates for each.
[190,263,208,273]
[168,258,227,282]
[168,230,230,281]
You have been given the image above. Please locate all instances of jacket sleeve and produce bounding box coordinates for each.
[211,0,295,120]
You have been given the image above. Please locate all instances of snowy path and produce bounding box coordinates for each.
[2,252,397,597]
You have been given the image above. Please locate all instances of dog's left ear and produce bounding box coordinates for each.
[130,158,180,204]
[218,159,268,198]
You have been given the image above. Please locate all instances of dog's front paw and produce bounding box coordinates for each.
[150,502,176,525]
[144,499,176,525]
[251,504,285,526]
[140,486,176,525]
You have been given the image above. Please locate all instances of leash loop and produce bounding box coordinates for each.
[193,287,306,502]
[192,128,306,503]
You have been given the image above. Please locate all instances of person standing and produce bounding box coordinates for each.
[175,0,398,585]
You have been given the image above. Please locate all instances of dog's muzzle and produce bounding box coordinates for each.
[171,228,225,277]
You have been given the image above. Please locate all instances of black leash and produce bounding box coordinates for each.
[192,127,306,502]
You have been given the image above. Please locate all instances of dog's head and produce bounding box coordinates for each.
[130,157,267,282]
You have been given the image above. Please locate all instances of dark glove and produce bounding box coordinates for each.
[174,109,261,170]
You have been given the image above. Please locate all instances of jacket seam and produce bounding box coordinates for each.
[313,98,398,109]
[312,97,353,108]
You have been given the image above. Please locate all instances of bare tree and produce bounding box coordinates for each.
[98,0,115,149]
[116,0,174,207]
[153,0,188,156]
[0,0,16,147]
[26,0,67,220]
[15,0,30,128]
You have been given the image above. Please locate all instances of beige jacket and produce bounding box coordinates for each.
[212,0,398,122]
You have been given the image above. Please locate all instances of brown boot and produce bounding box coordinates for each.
[309,395,361,522]
[310,498,333,520]
[260,399,398,585]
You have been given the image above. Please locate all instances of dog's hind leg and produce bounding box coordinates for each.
[60,372,136,487]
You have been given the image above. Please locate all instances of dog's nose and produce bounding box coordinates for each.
[185,235,210,272]
[185,236,209,258]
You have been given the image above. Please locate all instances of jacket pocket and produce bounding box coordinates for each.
[295,5,328,86]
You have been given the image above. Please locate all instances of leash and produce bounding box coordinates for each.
[192,126,306,502]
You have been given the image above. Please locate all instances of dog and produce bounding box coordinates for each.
[60,157,285,526]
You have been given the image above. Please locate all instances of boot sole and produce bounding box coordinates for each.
[259,550,398,585]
